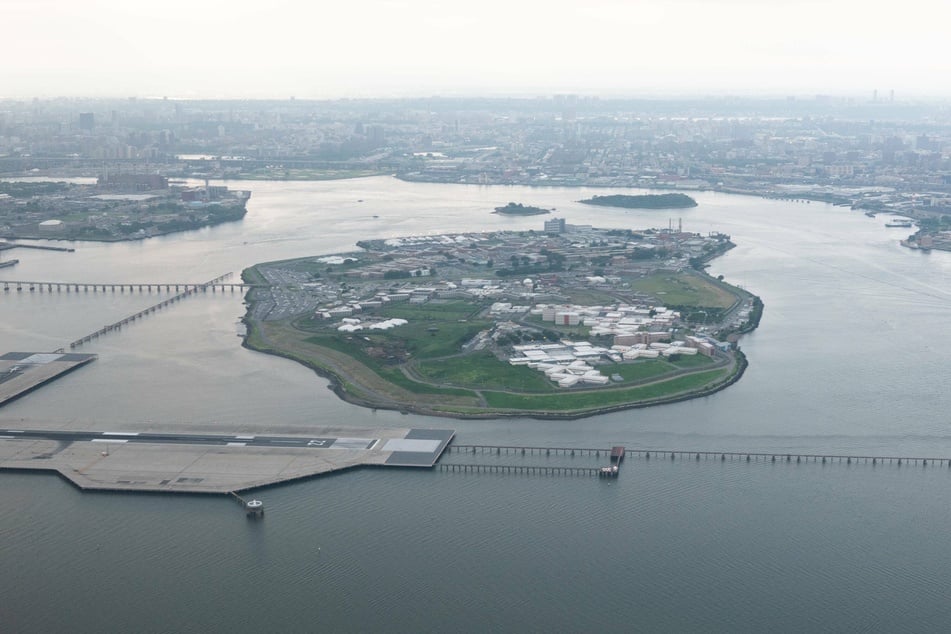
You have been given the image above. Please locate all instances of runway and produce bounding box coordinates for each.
[0,425,454,494]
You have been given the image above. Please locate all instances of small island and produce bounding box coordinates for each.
[579,193,698,209]
[240,222,760,420]
[493,202,551,216]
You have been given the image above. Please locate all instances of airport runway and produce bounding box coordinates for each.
[0,428,376,450]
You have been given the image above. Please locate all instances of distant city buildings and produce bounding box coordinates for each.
[2,96,951,219]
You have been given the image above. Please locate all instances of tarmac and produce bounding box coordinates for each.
[0,352,97,406]
[0,424,454,494]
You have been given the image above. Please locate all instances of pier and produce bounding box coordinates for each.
[599,445,624,477]
[0,352,98,407]
[437,463,600,476]
[67,273,232,349]
[444,444,951,472]
[230,492,264,517]
[0,242,75,253]
[1,277,258,294]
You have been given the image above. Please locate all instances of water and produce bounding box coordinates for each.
[2,178,951,631]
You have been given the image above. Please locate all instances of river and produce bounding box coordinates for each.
[2,177,951,632]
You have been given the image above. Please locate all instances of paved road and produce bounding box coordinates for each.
[0,428,377,450]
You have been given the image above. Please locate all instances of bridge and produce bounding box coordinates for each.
[64,273,237,350]
[1,279,263,293]
[443,444,951,474]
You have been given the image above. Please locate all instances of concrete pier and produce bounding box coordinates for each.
[0,425,454,494]
[0,352,97,407]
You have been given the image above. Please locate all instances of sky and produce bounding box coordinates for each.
[3,0,949,99]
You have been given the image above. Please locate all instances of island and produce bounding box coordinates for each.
[0,175,250,241]
[493,202,551,216]
[579,193,698,209]
[240,221,761,419]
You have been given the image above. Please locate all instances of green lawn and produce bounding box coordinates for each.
[482,368,730,411]
[414,351,556,392]
[392,320,492,359]
[559,288,620,305]
[380,300,480,321]
[611,360,676,381]
[669,354,715,368]
[303,334,474,397]
[629,271,737,308]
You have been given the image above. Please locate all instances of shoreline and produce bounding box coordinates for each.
[0,213,248,244]
[240,320,749,420]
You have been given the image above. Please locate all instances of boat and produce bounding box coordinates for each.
[885,220,913,228]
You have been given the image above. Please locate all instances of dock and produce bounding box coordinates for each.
[599,445,625,477]
[0,352,97,407]
[0,425,454,494]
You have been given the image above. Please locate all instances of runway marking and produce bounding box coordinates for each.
[226,442,247,447]
[102,432,139,436]
[7,430,23,433]
[92,438,128,444]
[367,439,380,450]
[0,435,14,439]
[235,435,255,440]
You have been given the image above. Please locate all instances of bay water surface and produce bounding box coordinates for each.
[2,177,951,632]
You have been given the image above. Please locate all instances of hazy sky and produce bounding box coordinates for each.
[4,0,948,99]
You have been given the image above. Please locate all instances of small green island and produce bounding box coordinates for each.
[579,193,698,209]
[493,202,551,215]
[241,223,761,419]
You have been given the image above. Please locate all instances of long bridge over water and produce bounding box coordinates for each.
[62,273,240,350]
[440,444,951,476]
[2,279,263,293]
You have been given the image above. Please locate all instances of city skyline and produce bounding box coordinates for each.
[4,0,949,99]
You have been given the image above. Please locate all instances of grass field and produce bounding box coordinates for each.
[303,334,474,397]
[629,271,737,308]
[414,352,557,392]
[481,368,730,411]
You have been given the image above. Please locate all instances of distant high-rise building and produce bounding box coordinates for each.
[78,112,94,130]
[544,218,566,234]
[367,125,385,147]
